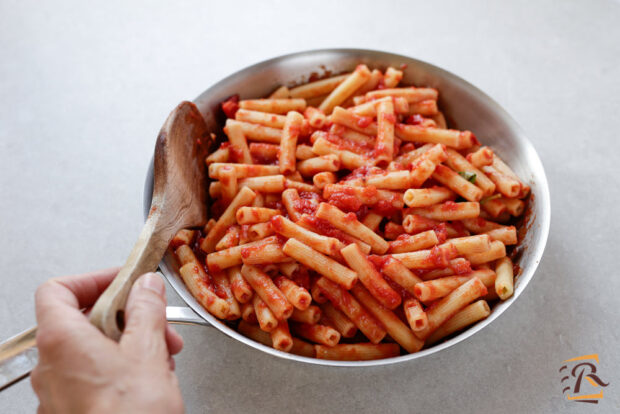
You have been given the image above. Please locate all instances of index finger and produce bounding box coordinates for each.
[35,267,119,327]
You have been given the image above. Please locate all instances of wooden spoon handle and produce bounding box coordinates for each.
[89,209,175,340]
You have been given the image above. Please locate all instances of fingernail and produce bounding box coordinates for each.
[139,272,165,296]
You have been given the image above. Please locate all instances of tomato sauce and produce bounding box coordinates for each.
[293,191,321,215]
[368,254,392,270]
[441,201,459,212]
[383,275,412,300]
[405,114,425,125]
[373,200,399,217]
[210,200,226,220]
[451,259,472,275]
[433,223,448,244]
[327,190,363,212]
[388,162,407,171]
[343,212,358,222]
[475,217,489,227]
[447,221,468,237]
[425,246,450,268]
[383,113,397,124]
[212,281,228,299]
[221,95,239,118]
[367,277,401,309]
[240,243,262,259]
[468,132,480,146]
[299,216,351,244]
[355,205,370,221]
[287,123,302,137]
[291,268,311,290]
[269,215,284,232]
[388,234,415,251]
[355,114,373,128]
[342,165,373,182]
[250,143,277,164]
[325,132,373,154]
[374,142,388,159]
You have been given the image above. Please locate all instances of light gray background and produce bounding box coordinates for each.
[1,0,619,412]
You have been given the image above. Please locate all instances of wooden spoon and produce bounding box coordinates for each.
[89,101,210,340]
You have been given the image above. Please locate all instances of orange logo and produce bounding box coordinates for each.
[560,354,609,404]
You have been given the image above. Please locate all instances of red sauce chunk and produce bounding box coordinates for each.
[389,162,407,171]
[383,275,411,300]
[425,246,450,268]
[373,200,399,217]
[383,113,397,124]
[291,268,311,290]
[449,221,469,237]
[342,165,374,182]
[441,201,459,212]
[355,114,373,128]
[328,190,363,212]
[213,282,228,299]
[343,212,358,222]
[270,215,284,232]
[405,114,425,125]
[368,254,392,270]
[451,259,472,275]
[221,95,239,118]
[241,243,262,259]
[433,223,448,244]
[288,123,302,137]
[389,234,416,252]
[469,132,480,146]
[300,216,351,244]
[354,204,370,221]
[251,143,277,164]
[374,142,387,158]
[293,191,321,215]
[325,132,373,154]
[368,276,401,308]
[210,200,226,220]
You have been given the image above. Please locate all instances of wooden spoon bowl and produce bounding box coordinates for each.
[89,101,210,340]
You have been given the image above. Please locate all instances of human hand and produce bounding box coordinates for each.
[31,268,184,414]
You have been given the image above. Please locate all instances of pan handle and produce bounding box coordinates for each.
[166,305,211,327]
[0,306,209,392]
[0,326,37,392]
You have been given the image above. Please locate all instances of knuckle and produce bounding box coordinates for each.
[34,277,64,305]
[35,327,65,353]
[34,280,55,302]
[130,289,166,311]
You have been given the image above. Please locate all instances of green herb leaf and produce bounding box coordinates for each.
[458,171,477,183]
[480,193,502,204]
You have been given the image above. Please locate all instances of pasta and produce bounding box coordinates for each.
[170,65,530,360]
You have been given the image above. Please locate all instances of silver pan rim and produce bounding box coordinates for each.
[145,48,551,367]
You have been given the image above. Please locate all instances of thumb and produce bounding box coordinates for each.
[120,272,169,361]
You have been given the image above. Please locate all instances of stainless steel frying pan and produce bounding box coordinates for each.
[149,48,551,365]
[0,49,551,389]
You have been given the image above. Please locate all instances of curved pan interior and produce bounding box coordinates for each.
[144,48,551,367]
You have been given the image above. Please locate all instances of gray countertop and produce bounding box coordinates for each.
[1,0,619,412]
